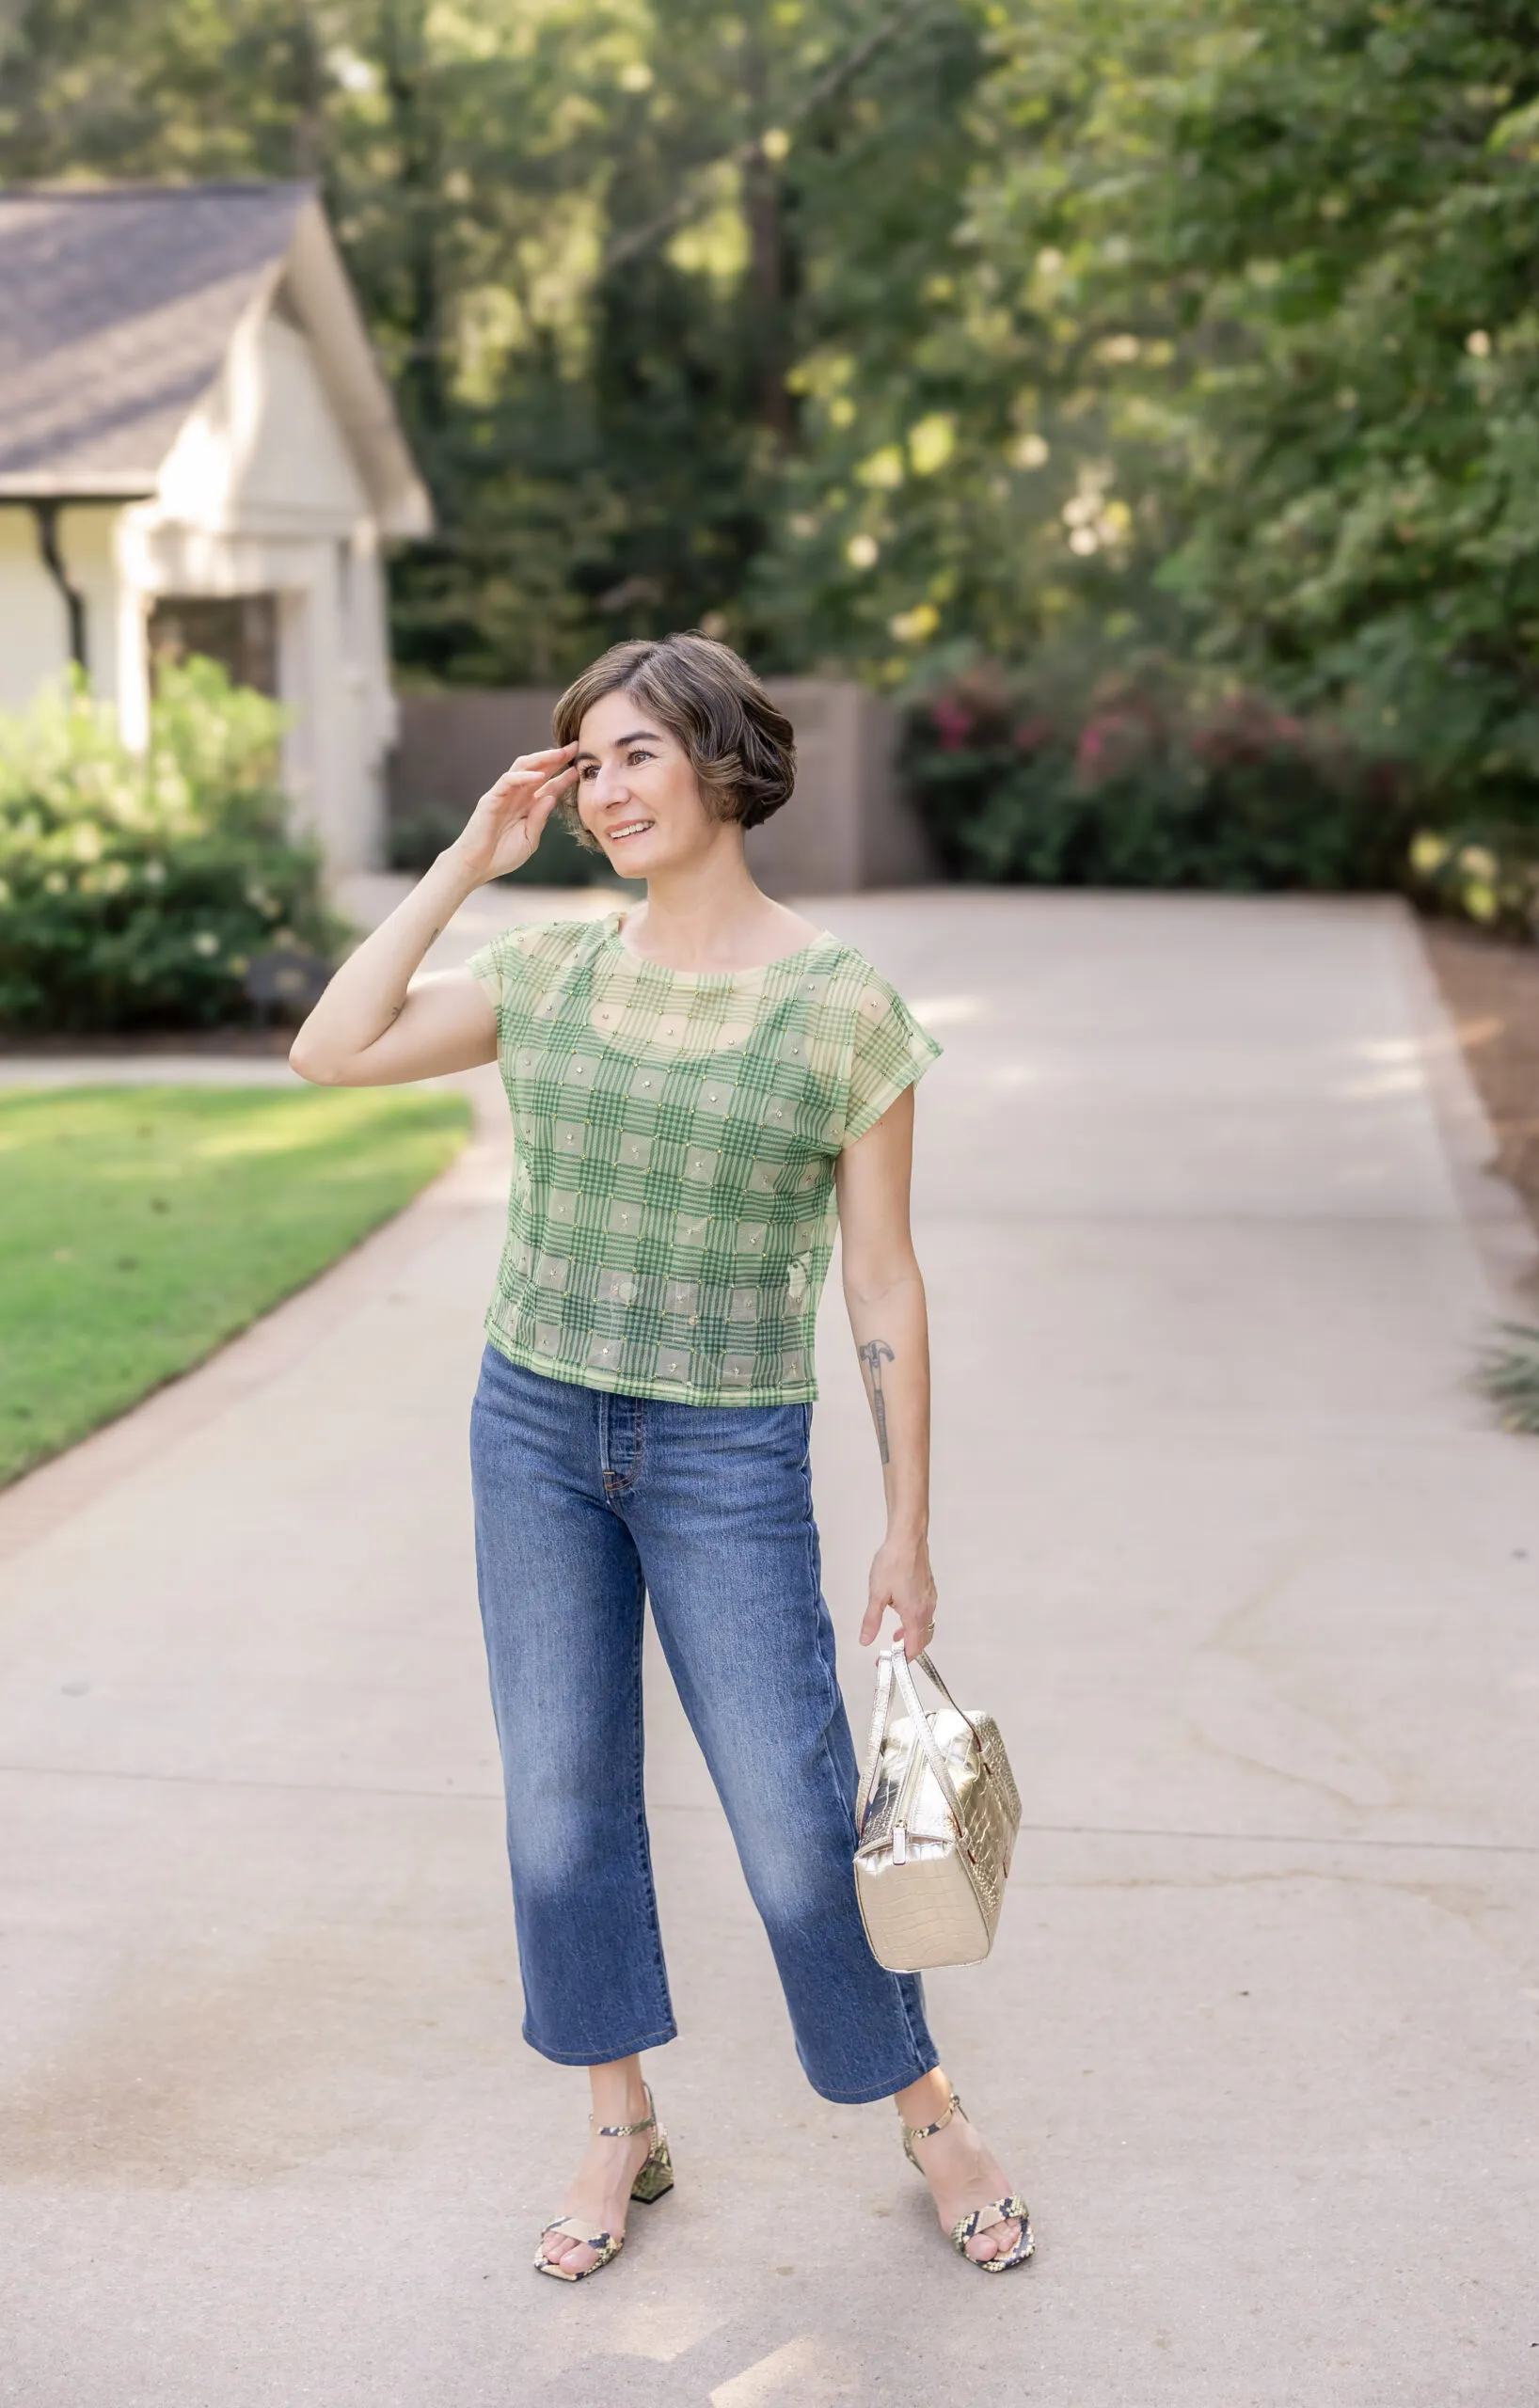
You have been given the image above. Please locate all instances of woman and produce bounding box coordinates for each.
[291,632,1030,2279]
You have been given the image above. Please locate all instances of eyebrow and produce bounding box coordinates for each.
[573,727,664,763]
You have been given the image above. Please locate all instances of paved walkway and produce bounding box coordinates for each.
[1,895,1535,2408]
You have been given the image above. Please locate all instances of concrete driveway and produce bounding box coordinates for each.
[1,892,1534,2407]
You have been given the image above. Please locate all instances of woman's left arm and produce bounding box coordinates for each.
[834,1084,938,1662]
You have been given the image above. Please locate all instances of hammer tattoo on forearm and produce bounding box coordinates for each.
[858,1339,895,1465]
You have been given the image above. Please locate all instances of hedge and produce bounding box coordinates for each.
[0,662,345,1034]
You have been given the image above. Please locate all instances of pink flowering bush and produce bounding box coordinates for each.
[901,657,1412,892]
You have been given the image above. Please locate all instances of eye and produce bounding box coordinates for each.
[579,762,598,781]
[626,746,655,766]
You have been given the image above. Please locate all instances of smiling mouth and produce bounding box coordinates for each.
[607,819,656,843]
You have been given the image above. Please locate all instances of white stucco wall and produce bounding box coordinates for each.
[145,309,392,872]
[158,311,371,537]
[0,504,122,717]
[1,308,402,875]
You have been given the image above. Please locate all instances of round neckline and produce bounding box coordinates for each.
[602,910,835,984]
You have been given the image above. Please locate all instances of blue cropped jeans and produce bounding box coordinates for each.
[468,1342,938,2105]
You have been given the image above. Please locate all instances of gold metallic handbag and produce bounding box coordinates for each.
[853,1645,1021,1973]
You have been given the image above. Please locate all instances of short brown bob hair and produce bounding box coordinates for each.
[551,632,796,850]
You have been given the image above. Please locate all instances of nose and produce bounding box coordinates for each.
[584,757,632,811]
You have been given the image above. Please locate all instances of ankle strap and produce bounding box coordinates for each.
[900,2084,962,2144]
[593,2082,656,2139]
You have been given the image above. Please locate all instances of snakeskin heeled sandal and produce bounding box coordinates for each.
[900,2085,1034,2272]
[533,2083,675,2283]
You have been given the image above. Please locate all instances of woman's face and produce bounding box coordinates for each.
[573,687,726,878]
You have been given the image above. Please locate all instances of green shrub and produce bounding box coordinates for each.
[1408,825,1539,943]
[0,662,347,1034]
[901,656,1415,894]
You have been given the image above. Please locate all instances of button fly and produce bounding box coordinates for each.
[599,1391,644,1493]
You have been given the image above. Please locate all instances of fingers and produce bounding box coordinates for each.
[534,764,580,802]
[523,761,579,809]
[862,1592,937,1656]
[480,745,579,809]
[510,743,578,773]
[525,774,574,824]
[524,790,567,849]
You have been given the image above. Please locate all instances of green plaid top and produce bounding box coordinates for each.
[467,910,943,1405]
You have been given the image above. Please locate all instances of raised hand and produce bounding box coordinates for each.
[451,744,581,885]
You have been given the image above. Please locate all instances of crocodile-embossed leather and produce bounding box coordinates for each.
[853,1647,1021,1972]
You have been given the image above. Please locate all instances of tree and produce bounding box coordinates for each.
[963,0,1539,814]
[1161,0,1539,820]
[13,0,1535,818]
[0,0,996,683]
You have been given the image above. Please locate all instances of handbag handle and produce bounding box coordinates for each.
[856,1643,974,1840]
[855,1644,898,1831]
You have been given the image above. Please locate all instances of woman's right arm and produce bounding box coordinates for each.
[289,743,578,1088]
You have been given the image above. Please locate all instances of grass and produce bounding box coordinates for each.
[0,1083,472,1486]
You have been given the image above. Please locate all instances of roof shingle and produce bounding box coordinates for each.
[0,182,310,493]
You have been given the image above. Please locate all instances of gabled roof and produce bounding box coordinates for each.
[0,182,432,536]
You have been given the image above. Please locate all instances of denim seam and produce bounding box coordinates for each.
[625,1551,673,2026]
[806,1707,935,2099]
[799,1448,934,2099]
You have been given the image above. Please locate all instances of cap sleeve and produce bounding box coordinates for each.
[841,970,944,1148]
[465,931,521,1027]
[465,917,579,1033]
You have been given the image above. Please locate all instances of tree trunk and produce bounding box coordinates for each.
[741,33,793,442]
[380,0,446,436]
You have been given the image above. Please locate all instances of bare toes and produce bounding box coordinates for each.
[969,2220,1019,2262]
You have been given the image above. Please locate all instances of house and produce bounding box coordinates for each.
[0,182,431,873]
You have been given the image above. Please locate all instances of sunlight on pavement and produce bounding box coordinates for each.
[709,2335,827,2406]
[908,993,988,1027]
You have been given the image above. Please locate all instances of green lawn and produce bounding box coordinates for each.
[0,1083,472,1486]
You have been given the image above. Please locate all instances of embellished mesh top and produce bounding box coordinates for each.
[467,910,943,1406]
